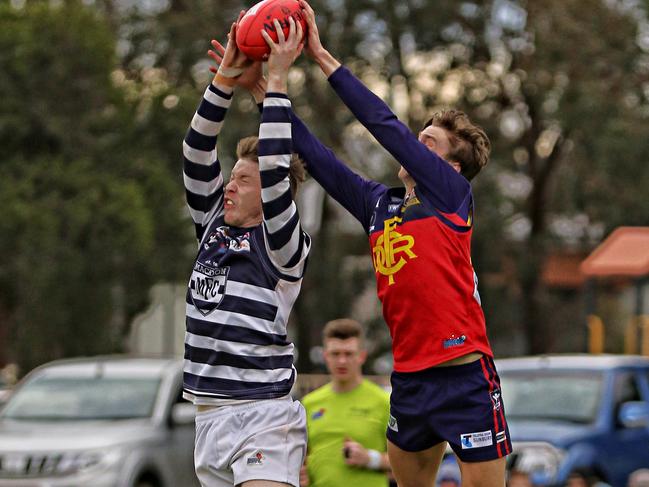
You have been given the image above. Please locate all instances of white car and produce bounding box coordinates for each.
[0,356,199,487]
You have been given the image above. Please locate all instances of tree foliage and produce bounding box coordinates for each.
[0,1,192,371]
[1,0,648,372]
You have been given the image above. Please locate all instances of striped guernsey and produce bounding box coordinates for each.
[181,83,310,404]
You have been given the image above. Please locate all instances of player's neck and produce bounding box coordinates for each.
[331,375,363,393]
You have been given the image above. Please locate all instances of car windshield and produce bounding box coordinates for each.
[499,371,603,423]
[0,375,161,420]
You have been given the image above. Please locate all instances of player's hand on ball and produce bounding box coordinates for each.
[208,41,264,93]
[215,12,252,77]
[299,0,324,59]
[261,16,304,80]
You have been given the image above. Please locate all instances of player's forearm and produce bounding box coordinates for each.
[291,112,384,230]
[182,83,230,230]
[328,66,471,211]
[312,47,341,77]
[258,93,307,269]
[327,66,422,161]
[267,71,288,94]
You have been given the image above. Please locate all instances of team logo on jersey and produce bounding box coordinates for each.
[311,408,326,420]
[246,450,265,465]
[189,262,229,315]
[490,389,502,411]
[372,216,417,285]
[443,334,467,349]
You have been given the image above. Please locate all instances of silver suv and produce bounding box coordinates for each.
[0,356,199,487]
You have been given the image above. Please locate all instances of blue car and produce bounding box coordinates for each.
[498,355,649,487]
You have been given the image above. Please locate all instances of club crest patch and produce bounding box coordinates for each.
[490,389,502,411]
[388,414,399,432]
[189,262,229,315]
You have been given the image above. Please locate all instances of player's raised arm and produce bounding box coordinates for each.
[291,113,386,233]
[182,22,250,242]
[207,25,386,233]
[258,18,310,275]
[299,0,470,213]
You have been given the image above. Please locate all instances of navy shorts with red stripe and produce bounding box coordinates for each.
[386,355,512,462]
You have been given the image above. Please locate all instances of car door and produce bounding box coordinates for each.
[601,371,649,486]
[164,386,200,486]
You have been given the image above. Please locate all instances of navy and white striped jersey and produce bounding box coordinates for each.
[182,83,310,404]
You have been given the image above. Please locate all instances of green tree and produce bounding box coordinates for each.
[0,1,192,371]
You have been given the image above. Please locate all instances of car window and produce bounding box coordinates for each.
[0,376,161,420]
[499,371,603,423]
[614,373,641,405]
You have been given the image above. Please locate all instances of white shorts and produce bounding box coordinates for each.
[194,396,306,487]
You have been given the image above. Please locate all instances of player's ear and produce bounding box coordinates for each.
[358,349,368,365]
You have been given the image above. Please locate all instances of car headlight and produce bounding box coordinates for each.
[510,442,566,485]
[53,448,123,476]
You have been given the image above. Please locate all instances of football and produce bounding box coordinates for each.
[236,0,307,61]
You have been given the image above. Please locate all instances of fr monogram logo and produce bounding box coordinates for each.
[372,216,417,285]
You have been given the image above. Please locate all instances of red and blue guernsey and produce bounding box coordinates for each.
[292,67,493,372]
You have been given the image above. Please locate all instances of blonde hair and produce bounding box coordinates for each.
[236,136,306,196]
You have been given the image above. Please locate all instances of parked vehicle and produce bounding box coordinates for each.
[0,377,9,406]
[0,356,199,487]
[499,354,649,487]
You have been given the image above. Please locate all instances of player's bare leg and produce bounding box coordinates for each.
[458,456,507,487]
[387,439,446,487]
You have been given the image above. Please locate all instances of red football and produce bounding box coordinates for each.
[236,0,307,61]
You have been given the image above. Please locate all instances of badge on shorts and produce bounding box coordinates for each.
[490,389,502,411]
[460,430,493,449]
[247,450,265,465]
[388,414,399,432]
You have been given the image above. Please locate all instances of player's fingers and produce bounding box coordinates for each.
[209,66,217,74]
[295,18,303,44]
[211,40,226,55]
[300,0,315,21]
[237,9,245,23]
[207,50,223,64]
[260,29,277,50]
[288,16,296,44]
[273,19,285,44]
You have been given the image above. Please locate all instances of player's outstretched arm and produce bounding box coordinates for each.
[291,113,386,232]
[208,25,384,232]
[257,18,310,276]
[299,0,340,76]
[182,22,247,242]
[300,0,469,212]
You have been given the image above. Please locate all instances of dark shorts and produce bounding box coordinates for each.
[386,355,512,462]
